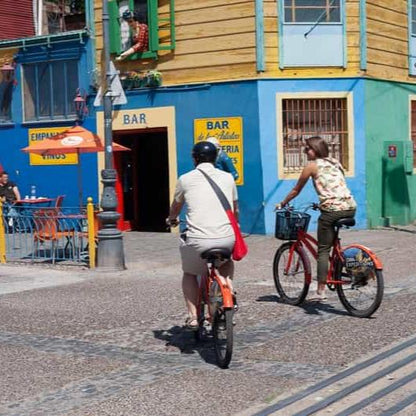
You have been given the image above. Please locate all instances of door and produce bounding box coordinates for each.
[114,129,170,232]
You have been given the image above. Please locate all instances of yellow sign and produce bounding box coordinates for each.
[28,127,78,165]
[194,117,244,185]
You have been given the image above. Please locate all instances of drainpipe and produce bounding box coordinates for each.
[255,0,265,72]
[360,0,367,70]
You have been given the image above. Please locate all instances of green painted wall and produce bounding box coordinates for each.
[365,79,416,227]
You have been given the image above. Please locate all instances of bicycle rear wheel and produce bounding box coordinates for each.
[212,308,233,369]
[336,249,384,318]
[273,242,309,305]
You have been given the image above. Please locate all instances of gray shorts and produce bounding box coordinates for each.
[180,235,235,276]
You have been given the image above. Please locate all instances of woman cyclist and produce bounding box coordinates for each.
[277,136,356,301]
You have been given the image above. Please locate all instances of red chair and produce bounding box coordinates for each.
[55,195,65,209]
[32,209,75,264]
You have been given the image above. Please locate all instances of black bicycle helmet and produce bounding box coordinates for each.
[192,141,218,164]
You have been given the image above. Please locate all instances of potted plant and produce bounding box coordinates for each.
[143,70,162,88]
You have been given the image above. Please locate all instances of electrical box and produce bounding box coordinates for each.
[384,141,414,175]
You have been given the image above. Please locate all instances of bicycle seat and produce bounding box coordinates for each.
[335,218,356,228]
[201,248,232,261]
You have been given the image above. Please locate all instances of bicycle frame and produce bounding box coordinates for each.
[198,260,234,322]
[286,229,383,286]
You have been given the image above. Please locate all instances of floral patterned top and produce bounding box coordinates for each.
[312,158,357,212]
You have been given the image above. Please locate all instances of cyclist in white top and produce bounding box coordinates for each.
[167,141,239,329]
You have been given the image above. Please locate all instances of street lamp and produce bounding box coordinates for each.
[96,0,126,271]
[73,88,87,123]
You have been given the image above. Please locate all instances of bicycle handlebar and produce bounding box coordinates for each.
[274,202,319,212]
[165,218,186,230]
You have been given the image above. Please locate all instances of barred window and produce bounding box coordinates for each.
[282,97,349,174]
[410,100,416,168]
[283,0,341,23]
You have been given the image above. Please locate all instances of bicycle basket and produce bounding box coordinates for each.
[275,211,311,240]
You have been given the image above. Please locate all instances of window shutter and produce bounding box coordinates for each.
[109,0,121,54]
[148,0,175,52]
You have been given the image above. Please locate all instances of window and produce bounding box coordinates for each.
[283,0,341,23]
[410,100,416,168]
[279,0,344,67]
[109,0,175,60]
[0,71,13,123]
[281,97,349,174]
[35,0,86,35]
[22,60,78,122]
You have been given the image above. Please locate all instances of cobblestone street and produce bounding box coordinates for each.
[0,227,416,415]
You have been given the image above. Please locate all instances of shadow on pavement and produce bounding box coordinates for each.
[153,325,218,366]
[256,294,350,317]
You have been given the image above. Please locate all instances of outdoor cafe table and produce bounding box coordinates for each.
[15,198,55,206]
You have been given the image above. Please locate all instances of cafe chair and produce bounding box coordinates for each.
[55,195,65,209]
[32,209,75,264]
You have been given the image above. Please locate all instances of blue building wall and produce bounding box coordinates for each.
[0,39,99,208]
[111,81,265,234]
[257,78,366,234]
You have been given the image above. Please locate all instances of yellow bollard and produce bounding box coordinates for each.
[0,201,6,263]
[87,197,96,268]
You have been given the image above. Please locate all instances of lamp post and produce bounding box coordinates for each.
[96,0,126,270]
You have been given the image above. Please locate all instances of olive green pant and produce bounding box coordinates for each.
[317,209,356,284]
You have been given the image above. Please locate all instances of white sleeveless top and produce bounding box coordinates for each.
[312,158,357,212]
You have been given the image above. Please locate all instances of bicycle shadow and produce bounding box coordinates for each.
[153,325,218,366]
[256,294,350,317]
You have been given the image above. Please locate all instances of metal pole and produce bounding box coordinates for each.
[96,0,126,270]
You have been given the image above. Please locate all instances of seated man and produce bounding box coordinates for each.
[0,171,21,231]
[167,141,239,330]
[115,10,149,61]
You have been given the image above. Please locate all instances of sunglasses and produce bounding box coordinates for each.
[304,146,311,152]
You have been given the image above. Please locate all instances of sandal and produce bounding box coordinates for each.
[185,316,199,331]
[307,292,328,302]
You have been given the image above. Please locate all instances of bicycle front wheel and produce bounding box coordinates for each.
[336,249,384,317]
[212,309,233,369]
[273,242,309,305]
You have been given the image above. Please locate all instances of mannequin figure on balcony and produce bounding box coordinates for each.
[115,10,149,61]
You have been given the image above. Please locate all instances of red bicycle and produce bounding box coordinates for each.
[196,248,235,369]
[273,204,384,318]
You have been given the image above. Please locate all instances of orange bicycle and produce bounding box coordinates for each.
[196,248,235,369]
[273,204,384,318]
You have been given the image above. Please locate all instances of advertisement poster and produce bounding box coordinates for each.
[194,117,243,185]
[28,127,78,165]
